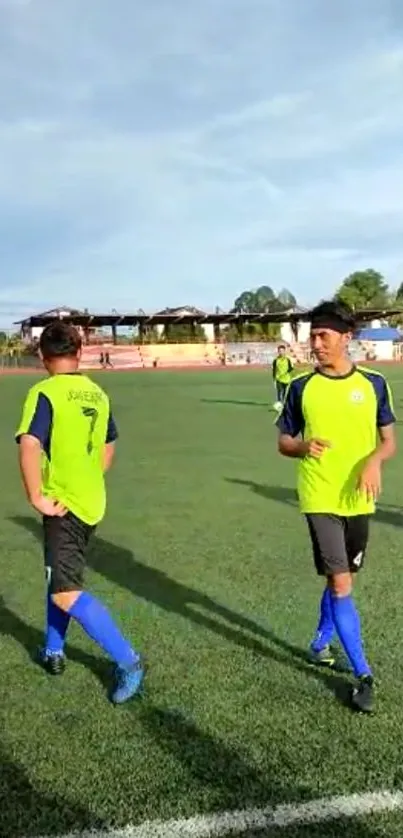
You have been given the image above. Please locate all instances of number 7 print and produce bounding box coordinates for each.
[81,407,99,454]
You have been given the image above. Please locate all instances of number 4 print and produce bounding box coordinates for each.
[82,407,99,454]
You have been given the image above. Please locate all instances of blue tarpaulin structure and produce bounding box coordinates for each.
[355,327,402,341]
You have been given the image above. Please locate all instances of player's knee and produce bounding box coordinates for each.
[328,572,352,598]
[51,590,81,611]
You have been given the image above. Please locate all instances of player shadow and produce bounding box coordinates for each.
[10,515,352,708]
[0,595,110,690]
[137,705,380,838]
[227,478,298,506]
[226,479,403,532]
[0,736,104,837]
[374,504,403,528]
[201,398,268,407]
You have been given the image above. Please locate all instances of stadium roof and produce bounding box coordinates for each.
[15,305,403,328]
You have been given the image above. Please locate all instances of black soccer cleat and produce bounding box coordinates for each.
[38,648,66,676]
[351,675,374,713]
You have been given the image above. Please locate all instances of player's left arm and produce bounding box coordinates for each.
[375,378,397,463]
[373,378,397,463]
[358,377,396,499]
[16,390,66,516]
[104,409,118,472]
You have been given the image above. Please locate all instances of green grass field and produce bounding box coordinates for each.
[2,367,403,838]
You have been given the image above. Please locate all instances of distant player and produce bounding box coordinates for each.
[16,321,144,704]
[276,300,396,712]
[272,345,293,404]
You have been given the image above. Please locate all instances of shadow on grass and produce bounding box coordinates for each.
[0,735,104,837]
[10,515,352,709]
[226,477,403,533]
[226,478,298,506]
[201,398,269,407]
[0,596,109,689]
[137,705,383,838]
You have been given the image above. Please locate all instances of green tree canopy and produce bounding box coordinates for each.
[232,285,296,313]
[334,269,389,310]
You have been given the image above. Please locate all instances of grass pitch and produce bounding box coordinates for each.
[1,367,403,837]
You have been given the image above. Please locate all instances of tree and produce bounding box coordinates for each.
[161,323,206,343]
[232,285,296,314]
[395,281,403,302]
[233,285,276,313]
[334,269,389,310]
[277,288,297,308]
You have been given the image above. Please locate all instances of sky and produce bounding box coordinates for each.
[1,0,403,326]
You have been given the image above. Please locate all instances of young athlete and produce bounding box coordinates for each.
[272,345,293,403]
[16,321,144,704]
[276,300,396,712]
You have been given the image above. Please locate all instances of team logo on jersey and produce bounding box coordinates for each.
[350,390,365,403]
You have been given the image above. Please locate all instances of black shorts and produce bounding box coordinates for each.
[306,513,370,577]
[43,511,95,594]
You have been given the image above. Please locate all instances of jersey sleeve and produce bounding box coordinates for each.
[15,390,53,448]
[375,377,396,427]
[105,411,118,443]
[276,379,304,436]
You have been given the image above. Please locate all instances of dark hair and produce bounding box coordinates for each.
[309,299,356,332]
[278,344,286,350]
[39,321,82,359]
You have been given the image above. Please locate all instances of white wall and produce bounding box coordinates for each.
[280,320,310,343]
[372,340,394,360]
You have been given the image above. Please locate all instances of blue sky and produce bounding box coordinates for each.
[1,0,403,325]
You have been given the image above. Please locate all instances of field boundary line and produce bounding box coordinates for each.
[41,789,403,838]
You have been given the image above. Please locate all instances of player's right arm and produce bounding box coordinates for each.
[103,409,118,472]
[276,379,330,459]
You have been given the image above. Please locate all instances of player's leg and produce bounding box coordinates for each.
[47,512,144,703]
[40,515,72,674]
[306,514,373,711]
[306,516,336,667]
[344,514,373,711]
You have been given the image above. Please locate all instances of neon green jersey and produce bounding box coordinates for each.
[16,373,118,525]
[272,355,293,384]
[276,366,395,515]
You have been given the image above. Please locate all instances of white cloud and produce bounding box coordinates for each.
[1,0,403,324]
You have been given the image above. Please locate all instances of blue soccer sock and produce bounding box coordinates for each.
[330,593,372,678]
[311,587,334,652]
[68,592,139,669]
[45,590,71,655]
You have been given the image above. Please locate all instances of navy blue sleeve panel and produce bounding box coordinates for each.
[276,376,308,437]
[359,369,396,427]
[272,358,277,377]
[105,411,118,443]
[16,392,53,452]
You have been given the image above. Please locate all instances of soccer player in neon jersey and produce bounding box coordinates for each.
[15,321,144,704]
[276,300,396,712]
[272,345,293,404]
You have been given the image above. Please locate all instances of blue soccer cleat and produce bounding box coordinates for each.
[110,658,145,704]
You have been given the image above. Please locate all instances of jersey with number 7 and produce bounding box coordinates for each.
[15,374,118,525]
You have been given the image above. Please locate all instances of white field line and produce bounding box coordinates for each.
[44,789,403,838]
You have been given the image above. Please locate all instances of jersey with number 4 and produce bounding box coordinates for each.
[16,373,118,525]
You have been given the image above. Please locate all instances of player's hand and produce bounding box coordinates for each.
[357,457,382,501]
[301,439,331,459]
[30,495,67,517]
